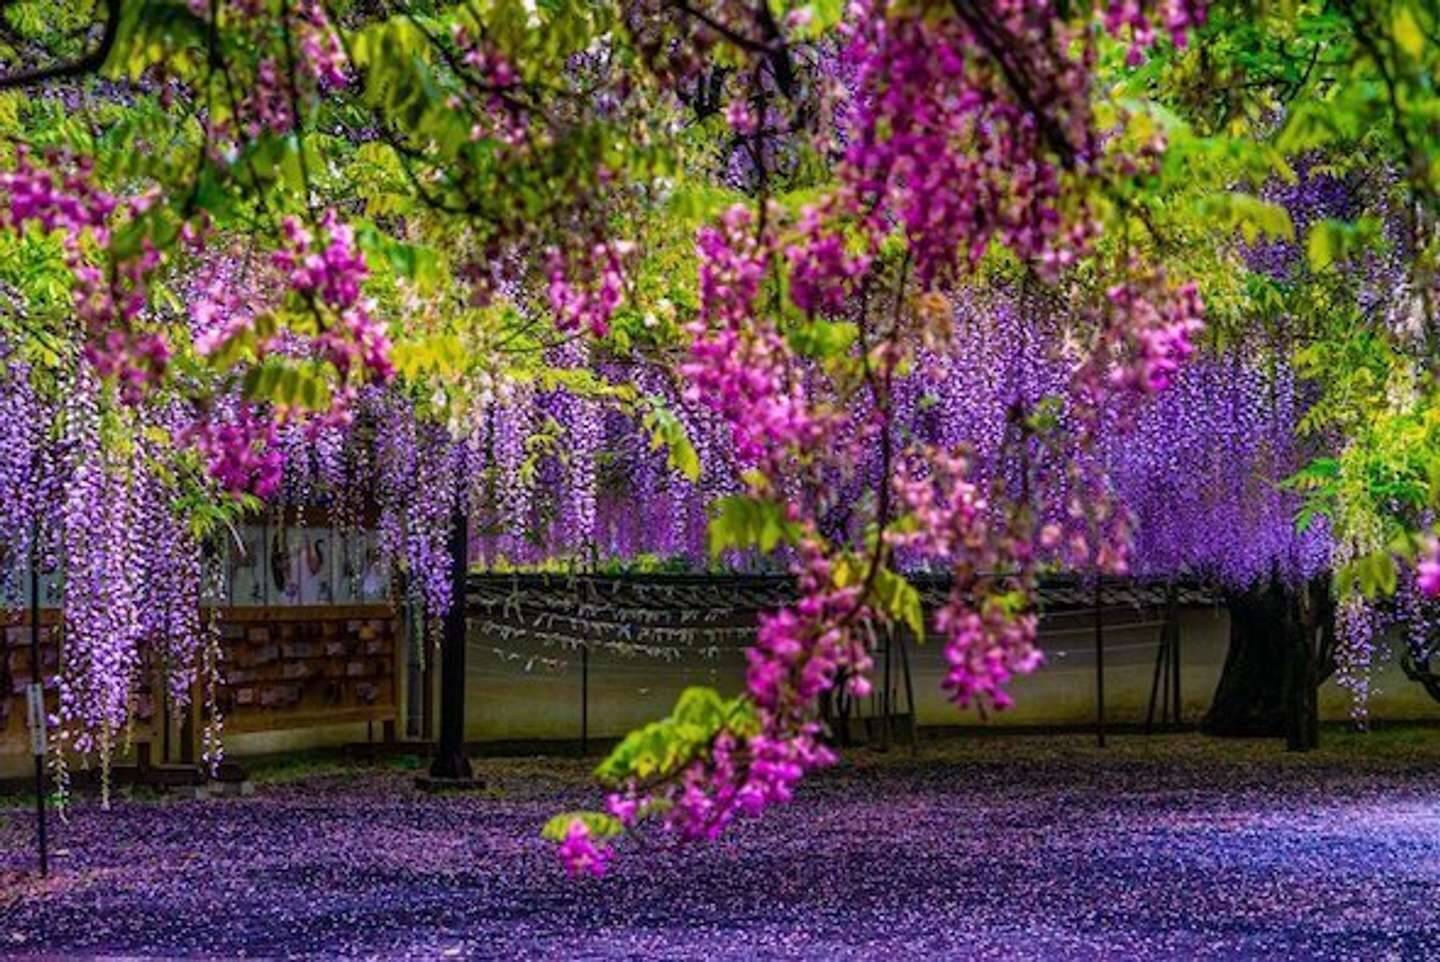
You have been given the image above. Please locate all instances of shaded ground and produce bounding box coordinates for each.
[2,730,1439,960]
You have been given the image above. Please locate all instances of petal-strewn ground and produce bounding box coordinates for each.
[2,731,1438,960]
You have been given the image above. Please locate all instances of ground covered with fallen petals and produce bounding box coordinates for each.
[2,730,1439,960]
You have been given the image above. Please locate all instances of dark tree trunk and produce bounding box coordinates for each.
[1204,577,1334,749]
[1204,581,1291,737]
[428,502,473,781]
[1284,579,1334,751]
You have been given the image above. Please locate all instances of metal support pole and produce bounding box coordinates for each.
[880,626,893,752]
[1094,576,1106,749]
[580,643,589,757]
[28,528,48,877]
[1144,620,1167,735]
[428,502,473,780]
[897,626,918,755]
[1169,586,1182,725]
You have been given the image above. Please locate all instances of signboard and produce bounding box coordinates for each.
[26,683,46,757]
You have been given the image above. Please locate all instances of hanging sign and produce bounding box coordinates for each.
[26,683,47,757]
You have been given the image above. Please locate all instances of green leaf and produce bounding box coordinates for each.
[672,686,725,727]
[540,811,623,842]
[832,556,926,639]
[708,495,804,557]
[593,686,755,787]
[1352,550,1399,598]
[1394,5,1424,58]
[788,319,858,359]
[1305,218,1383,272]
[1192,193,1294,244]
[641,400,702,481]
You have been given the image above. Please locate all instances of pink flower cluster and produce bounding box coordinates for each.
[186,406,283,498]
[1105,277,1205,394]
[1418,538,1440,598]
[546,241,632,337]
[596,712,838,851]
[557,820,612,878]
[663,724,837,842]
[241,59,297,140]
[934,602,1041,711]
[273,209,394,384]
[452,27,528,146]
[1104,0,1209,66]
[840,0,1094,287]
[786,205,872,316]
[295,0,350,91]
[725,99,758,135]
[189,0,348,148]
[681,205,823,462]
[190,261,259,359]
[888,449,1044,712]
[0,147,114,235]
[0,148,172,400]
[747,540,873,710]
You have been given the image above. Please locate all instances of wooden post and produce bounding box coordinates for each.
[428,502,473,780]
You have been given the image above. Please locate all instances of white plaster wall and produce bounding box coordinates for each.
[463,604,1440,741]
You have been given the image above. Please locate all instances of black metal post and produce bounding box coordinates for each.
[1144,620,1167,735]
[1168,586,1182,725]
[28,529,48,877]
[580,643,589,757]
[428,502,473,780]
[1094,576,1106,749]
[880,626,893,752]
[897,626,918,754]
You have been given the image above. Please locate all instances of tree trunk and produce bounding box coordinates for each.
[1204,576,1334,748]
[1284,578,1334,752]
[1204,581,1292,737]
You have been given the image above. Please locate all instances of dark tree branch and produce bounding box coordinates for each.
[0,0,122,90]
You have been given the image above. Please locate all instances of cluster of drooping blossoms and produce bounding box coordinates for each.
[553,0,1210,875]
[746,543,874,708]
[186,404,284,498]
[450,25,529,147]
[1104,0,1209,65]
[1058,270,1205,577]
[1417,538,1440,597]
[785,204,873,317]
[557,820,613,878]
[681,205,825,463]
[293,0,349,91]
[183,210,392,498]
[887,450,1044,711]
[546,240,633,337]
[0,149,172,400]
[372,392,466,618]
[273,210,395,390]
[555,210,862,874]
[1099,274,1205,397]
[838,0,1098,287]
[188,0,349,146]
